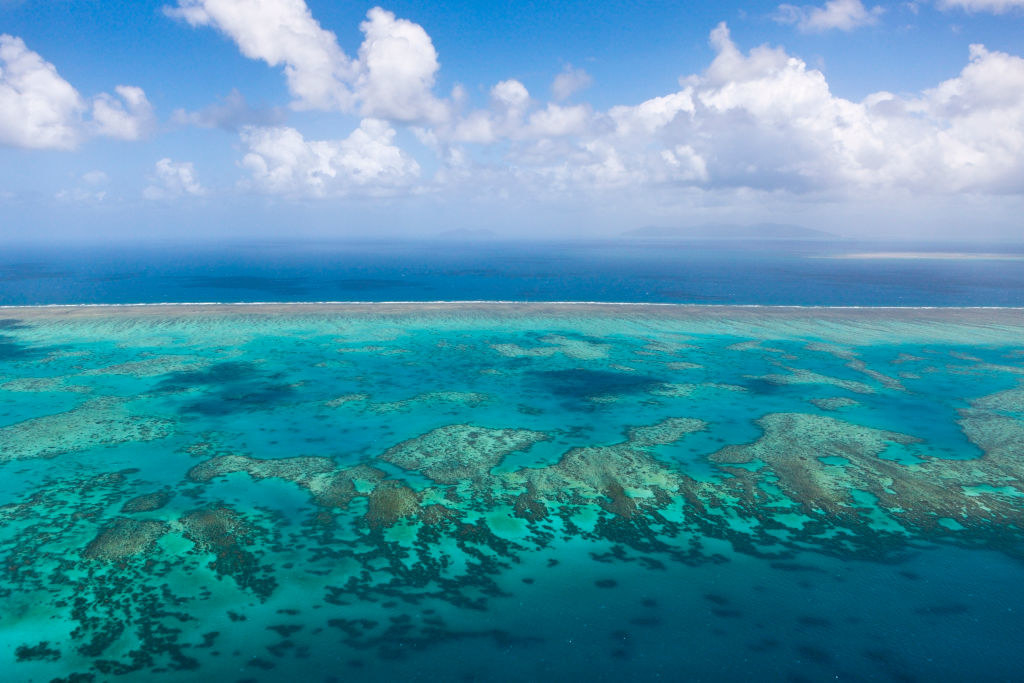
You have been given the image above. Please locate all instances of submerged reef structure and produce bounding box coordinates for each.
[0,396,173,462]
[2,304,1024,680]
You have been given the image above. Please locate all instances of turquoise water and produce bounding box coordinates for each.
[2,305,1024,681]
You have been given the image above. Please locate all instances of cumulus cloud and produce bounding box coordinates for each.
[937,0,1024,11]
[172,89,286,130]
[239,119,420,197]
[167,1,448,122]
[775,0,883,32]
[355,8,448,122]
[456,23,1024,198]
[91,85,156,140]
[0,34,155,149]
[443,79,593,144]
[552,64,592,101]
[148,7,1024,204]
[143,158,206,200]
[166,0,355,110]
[0,34,85,149]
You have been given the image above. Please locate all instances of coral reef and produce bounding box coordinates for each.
[380,425,549,484]
[83,355,206,377]
[490,334,610,360]
[7,309,1024,680]
[121,490,173,513]
[809,396,859,410]
[365,481,420,527]
[0,397,172,461]
[0,376,91,393]
[82,518,169,561]
[750,367,876,394]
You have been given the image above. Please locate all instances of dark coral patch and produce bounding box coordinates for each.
[82,518,169,561]
[15,641,60,662]
[121,490,173,513]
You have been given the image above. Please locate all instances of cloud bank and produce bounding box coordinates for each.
[5,0,1024,217]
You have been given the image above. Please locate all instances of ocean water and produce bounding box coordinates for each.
[1,304,1024,681]
[3,239,1024,306]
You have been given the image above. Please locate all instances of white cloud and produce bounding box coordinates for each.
[527,104,591,137]
[0,34,84,149]
[491,79,530,116]
[552,64,592,101]
[443,79,594,144]
[143,158,206,200]
[91,85,156,140]
[355,8,448,123]
[447,23,1024,199]
[608,92,695,136]
[166,0,355,110]
[938,0,1024,11]
[239,119,420,197]
[167,1,449,123]
[775,0,883,32]
[0,34,155,149]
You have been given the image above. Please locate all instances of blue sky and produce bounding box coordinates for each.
[1,0,1023,241]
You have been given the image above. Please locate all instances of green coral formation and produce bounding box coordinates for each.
[180,505,276,598]
[380,424,549,484]
[365,481,420,527]
[751,366,876,394]
[187,453,336,484]
[969,384,1024,414]
[82,355,206,377]
[121,491,173,513]
[186,453,386,508]
[650,382,746,398]
[711,413,923,517]
[82,518,169,561]
[809,396,860,410]
[0,376,91,393]
[0,397,172,462]
[324,392,369,407]
[366,391,490,414]
[490,334,610,360]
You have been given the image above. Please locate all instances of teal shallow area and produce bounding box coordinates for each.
[2,304,1024,681]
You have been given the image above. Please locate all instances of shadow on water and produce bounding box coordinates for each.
[157,361,296,415]
[741,378,785,394]
[0,320,50,361]
[531,368,666,398]
[156,362,259,391]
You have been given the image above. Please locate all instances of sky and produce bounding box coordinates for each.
[1,0,1023,242]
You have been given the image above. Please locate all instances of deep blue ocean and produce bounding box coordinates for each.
[3,238,1024,306]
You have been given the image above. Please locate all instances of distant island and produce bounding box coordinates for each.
[623,223,839,240]
[825,251,1024,260]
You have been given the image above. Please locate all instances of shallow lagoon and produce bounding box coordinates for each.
[2,304,1024,681]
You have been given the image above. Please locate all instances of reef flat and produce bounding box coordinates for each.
[1,304,1024,681]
